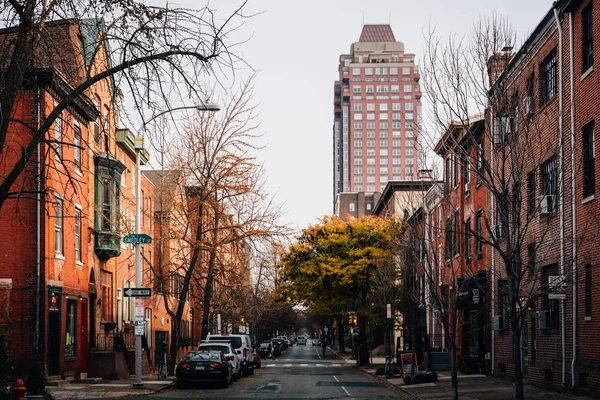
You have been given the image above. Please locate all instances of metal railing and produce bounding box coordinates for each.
[92,330,136,352]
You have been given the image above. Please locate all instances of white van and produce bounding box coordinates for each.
[206,334,254,376]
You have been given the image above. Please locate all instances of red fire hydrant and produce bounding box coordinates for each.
[11,379,26,400]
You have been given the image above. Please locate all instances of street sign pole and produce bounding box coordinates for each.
[133,139,144,389]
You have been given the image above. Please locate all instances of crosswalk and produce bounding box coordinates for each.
[263,363,344,368]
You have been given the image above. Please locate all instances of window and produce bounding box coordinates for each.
[391,85,399,93]
[475,210,483,258]
[402,67,411,75]
[353,86,362,94]
[392,121,401,129]
[354,159,362,165]
[405,103,414,111]
[93,99,100,143]
[376,67,387,75]
[101,270,113,321]
[464,218,471,260]
[540,157,557,213]
[355,113,363,120]
[55,110,63,158]
[349,202,355,211]
[380,131,388,138]
[54,196,63,254]
[498,280,509,330]
[380,121,388,129]
[527,242,536,277]
[376,85,389,93]
[585,264,592,318]
[380,113,388,120]
[344,59,351,67]
[367,140,375,147]
[354,167,362,174]
[477,141,484,185]
[75,208,82,262]
[582,4,594,72]
[392,113,401,120]
[354,149,362,156]
[390,67,398,74]
[444,216,452,260]
[542,264,560,329]
[527,171,537,214]
[65,299,77,357]
[379,103,388,111]
[367,158,375,165]
[404,85,412,93]
[355,185,363,192]
[392,103,401,111]
[74,124,81,171]
[367,103,375,111]
[354,104,362,112]
[352,67,361,75]
[463,155,470,193]
[540,51,557,105]
[366,85,374,93]
[354,176,362,183]
[380,140,388,148]
[583,121,595,198]
[380,158,388,165]
[366,114,374,120]
[393,158,401,165]
[103,106,110,150]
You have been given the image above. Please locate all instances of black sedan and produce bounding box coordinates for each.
[175,351,232,389]
[271,338,285,352]
[258,342,272,359]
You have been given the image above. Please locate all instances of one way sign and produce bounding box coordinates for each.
[124,288,152,297]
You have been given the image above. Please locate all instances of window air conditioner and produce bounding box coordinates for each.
[537,310,550,329]
[523,97,533,116]
[538,195,555,214]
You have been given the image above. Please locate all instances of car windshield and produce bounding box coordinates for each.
[199,346,229,353]
[259,343,270,348]
[271,338,281,342]
[186,352,221,361]
[209,336,242,347]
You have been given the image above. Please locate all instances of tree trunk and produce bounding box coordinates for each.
[338,321,345,353]
[511,311,525,400]
[358,315,369,365]
[168,324,180,375]
[200,211,220,340]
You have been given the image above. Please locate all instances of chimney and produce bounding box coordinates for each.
[487,47,513,87]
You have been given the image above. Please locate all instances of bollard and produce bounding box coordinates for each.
[11,379,27,400]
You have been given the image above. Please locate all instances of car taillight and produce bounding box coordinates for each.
[210,363,225,369]
[177,363,190,370]
[226,356,234,361]
[243,348,247,358]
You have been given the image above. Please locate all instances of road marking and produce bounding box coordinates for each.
[315,347,322,360]
[300,363,308,366]
[333,376,339,382]
[283,364,292,367]
[316,363,324,367]
[341,386,351,396]
[265,364,276,367]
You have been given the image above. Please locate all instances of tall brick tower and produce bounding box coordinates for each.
[333,24,421,213]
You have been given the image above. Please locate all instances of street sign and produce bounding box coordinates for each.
[123,234,152,244]
[134,316,144,336]
[135,298,144,317]
[124,287,152,297]
[387,303,392,319]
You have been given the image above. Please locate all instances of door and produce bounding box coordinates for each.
[48,292,61,376]
[89,293,96,348]
[155,331,168,364]
[79,299,88,373]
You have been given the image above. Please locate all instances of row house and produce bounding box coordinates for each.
[488,0,600,395]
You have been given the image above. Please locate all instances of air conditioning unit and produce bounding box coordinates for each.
[523,97,534,116]
[538,194,555,214]
[537,310,551,329]
[492,224,505,239]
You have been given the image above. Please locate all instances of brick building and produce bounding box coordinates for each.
[335,191,381,221]
[333,24,422,213]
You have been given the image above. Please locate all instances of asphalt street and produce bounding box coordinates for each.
[107,343,403,400]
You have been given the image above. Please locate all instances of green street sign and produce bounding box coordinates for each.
[123,234,152,244]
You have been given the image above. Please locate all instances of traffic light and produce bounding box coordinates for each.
[349,315,353,325]
[353,315,357,325]
[240,316,245,325]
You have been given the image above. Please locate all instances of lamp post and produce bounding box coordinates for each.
[133,102,219,388]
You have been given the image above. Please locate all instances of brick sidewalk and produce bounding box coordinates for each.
[46,375,174,399]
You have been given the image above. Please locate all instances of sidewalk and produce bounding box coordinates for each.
[329,346,593,400]
[46,374,174,399]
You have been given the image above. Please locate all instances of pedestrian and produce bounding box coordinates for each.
[322,337,327,355]
[269,342,275,359]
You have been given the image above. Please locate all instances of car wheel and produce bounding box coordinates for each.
[229,371,234,384]
[249,365,254,375]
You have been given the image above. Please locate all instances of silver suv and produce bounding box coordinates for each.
[206,334,254,376]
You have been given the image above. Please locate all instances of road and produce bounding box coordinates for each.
[120,343,403,400]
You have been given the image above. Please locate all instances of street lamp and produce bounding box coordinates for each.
[133,102,219,388]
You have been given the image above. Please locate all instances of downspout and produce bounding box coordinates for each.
[35,85,42,360]
[490,112,496,376]
[552,5,566,390]
[568,10,577,390]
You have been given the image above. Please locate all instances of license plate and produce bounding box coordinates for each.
[195,366,205,371]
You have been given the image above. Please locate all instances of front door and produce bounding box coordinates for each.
[155,331,168,364]
[48,295,61,376]
[79,299,88,373]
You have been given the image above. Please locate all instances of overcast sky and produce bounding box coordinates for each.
[177,0,553,231]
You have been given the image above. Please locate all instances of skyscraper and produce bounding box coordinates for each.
[333,24,421,213]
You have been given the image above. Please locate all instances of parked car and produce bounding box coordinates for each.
[271,337,285,353]
[206,334,254,376]
[312,338,321,346]
[297,336,307,346]
[175,351,232,389]
[258,342,272,359]
[253,350,261,369]
[276,336,289,350]
[197,342,241,381]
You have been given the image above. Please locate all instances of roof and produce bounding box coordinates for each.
[358,25,396,42]
[373,180,442,216]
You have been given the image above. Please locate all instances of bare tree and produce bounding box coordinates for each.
[0,0,251,212]
[148,78,288,373]
[420,14,597,400]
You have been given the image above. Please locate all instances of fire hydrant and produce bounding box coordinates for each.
[11,379,26,400]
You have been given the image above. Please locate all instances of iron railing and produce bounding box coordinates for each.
[92,330,136,352]
[429,333,446,351]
